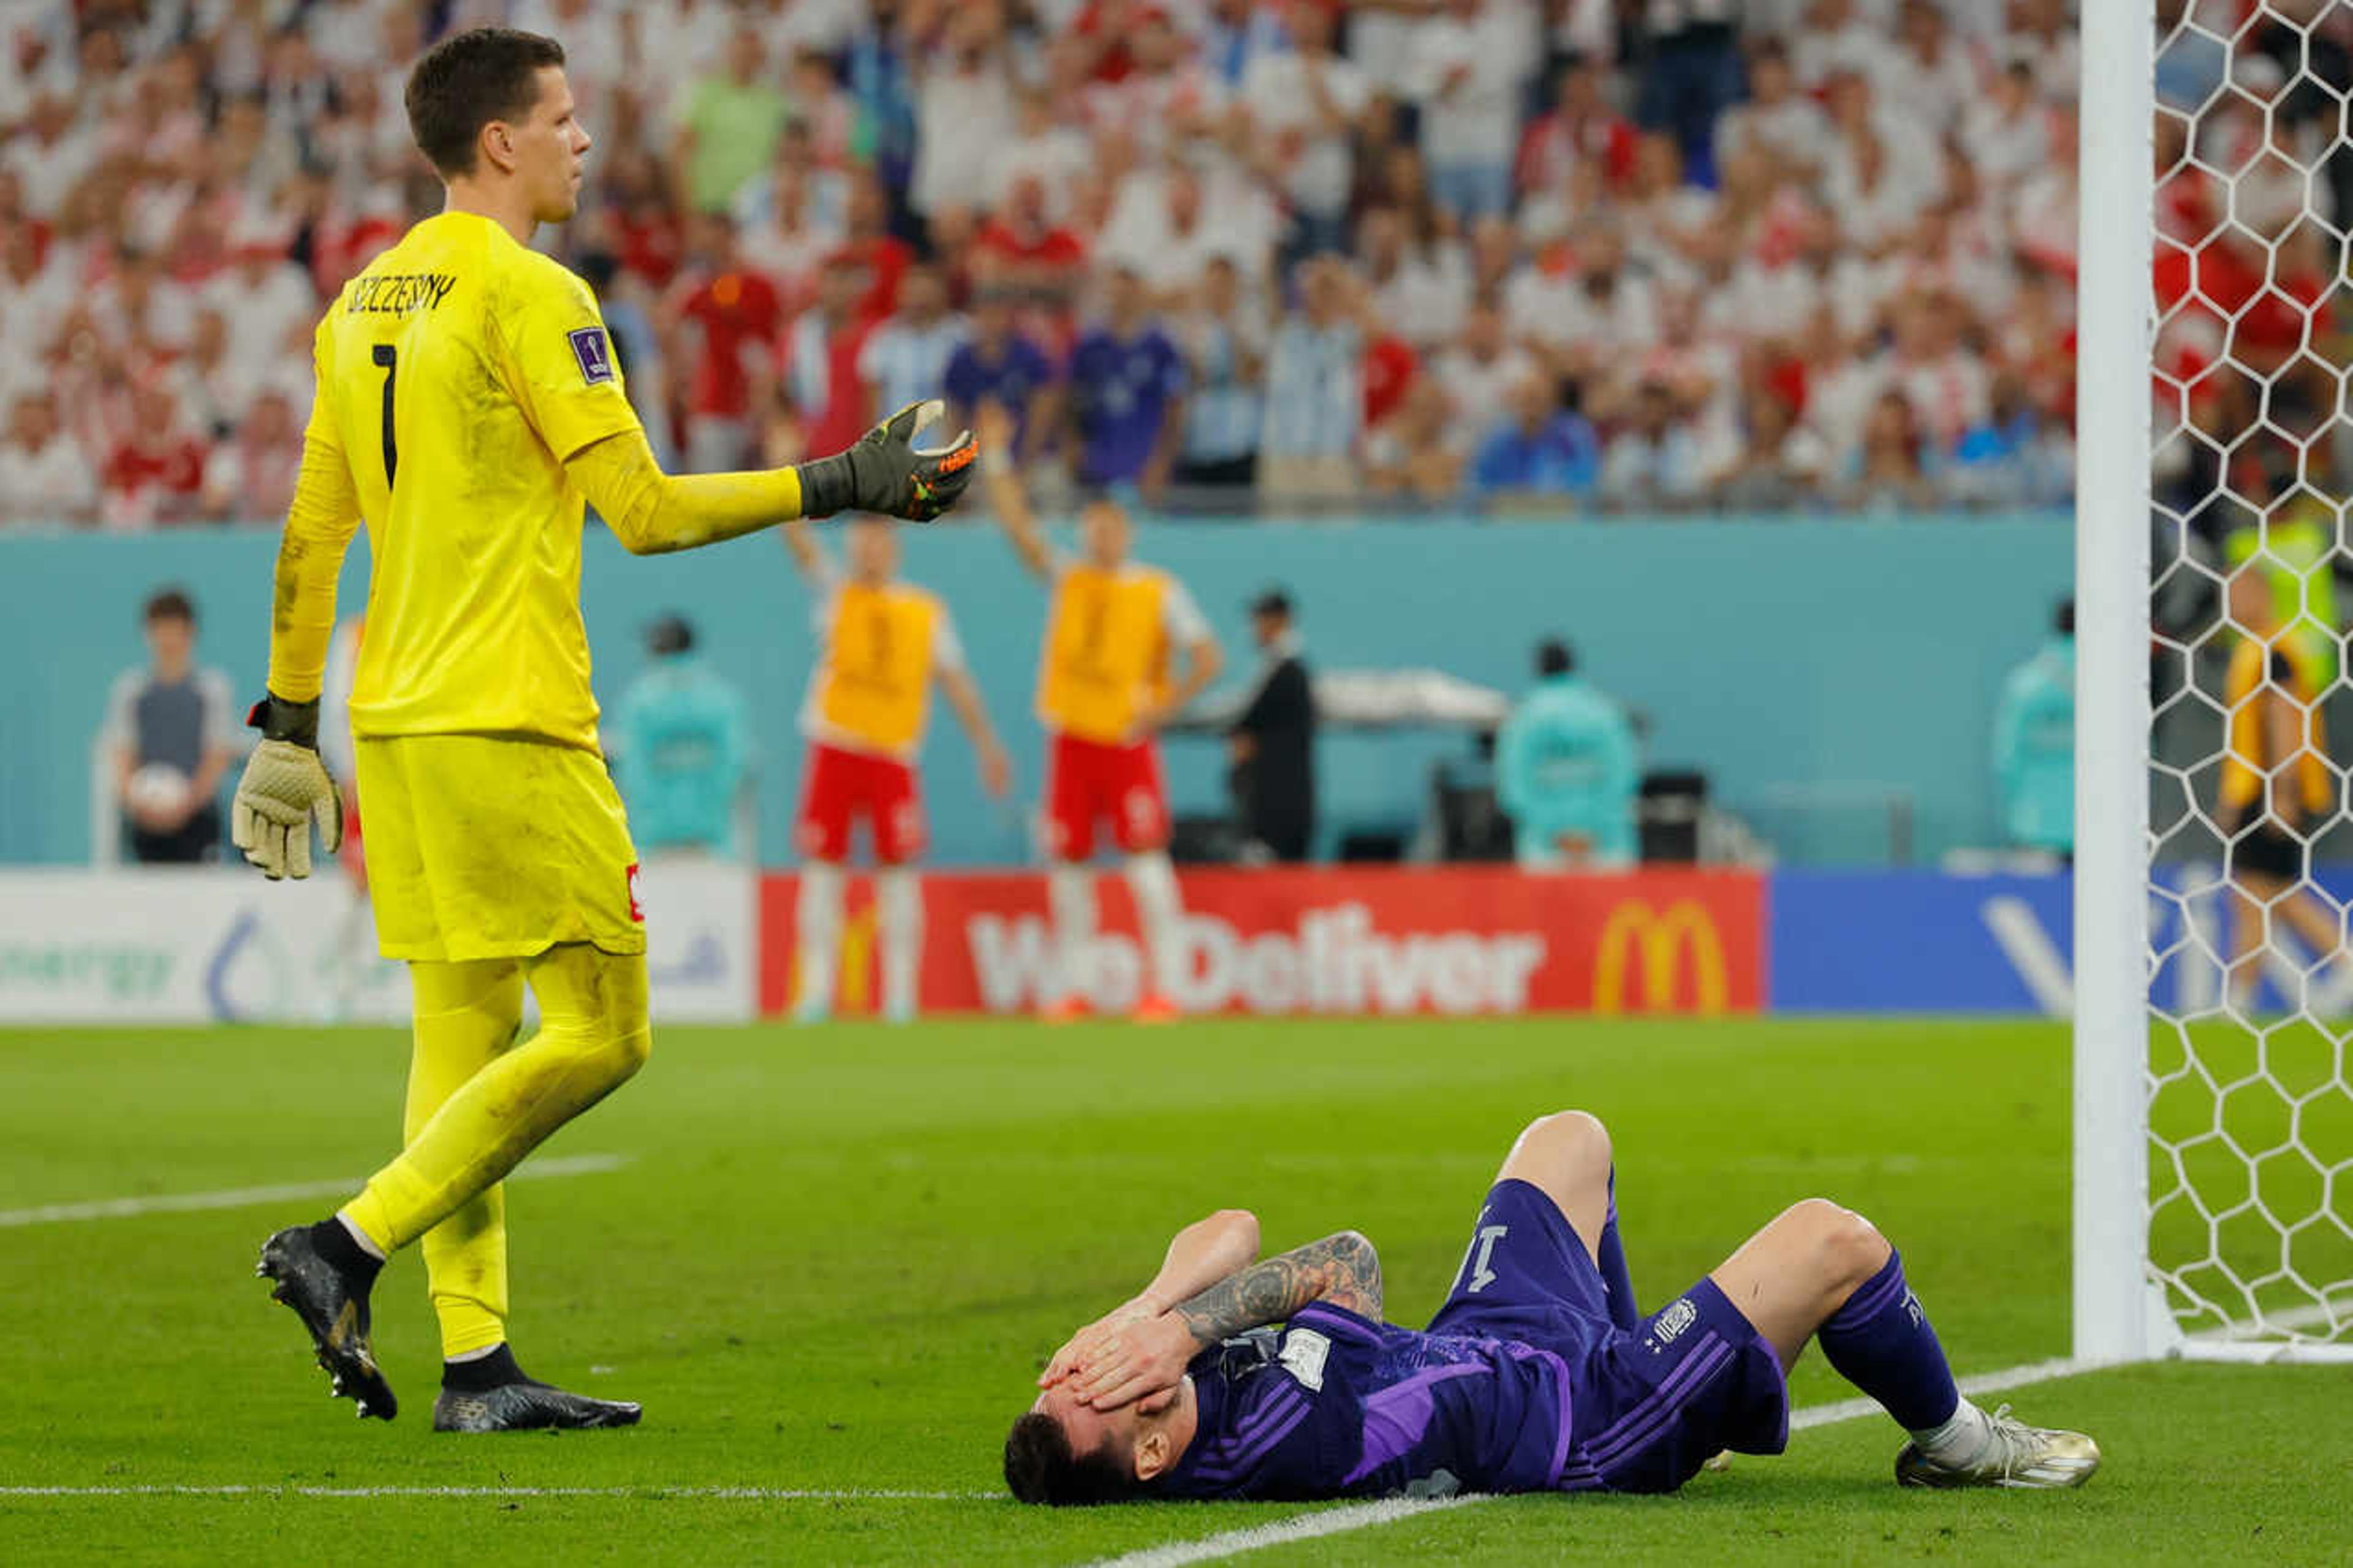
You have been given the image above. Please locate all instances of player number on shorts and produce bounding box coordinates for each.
[371,343,399,485]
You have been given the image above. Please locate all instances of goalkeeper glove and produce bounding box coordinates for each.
[795,398,977,521]
[231,694,344,881]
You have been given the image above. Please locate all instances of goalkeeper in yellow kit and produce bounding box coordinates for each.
[235,28,975,1431]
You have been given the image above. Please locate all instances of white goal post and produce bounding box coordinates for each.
[2081,1,2353,1366]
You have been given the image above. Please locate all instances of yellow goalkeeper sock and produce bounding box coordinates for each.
[343,945,651,1303]
[373,958,526,1359]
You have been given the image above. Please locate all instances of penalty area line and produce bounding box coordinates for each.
[0,1153,632,1228]
[1083,1354,2104,1568]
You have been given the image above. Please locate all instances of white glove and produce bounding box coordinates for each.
[231,699,344,881]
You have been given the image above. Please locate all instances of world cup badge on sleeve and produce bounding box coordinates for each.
[568,326,615,386]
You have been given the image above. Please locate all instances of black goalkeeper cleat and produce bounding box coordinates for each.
[433,1379,643,1433]
[256,1224,397,1421]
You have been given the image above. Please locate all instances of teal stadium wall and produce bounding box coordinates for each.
[0,513,2071,868]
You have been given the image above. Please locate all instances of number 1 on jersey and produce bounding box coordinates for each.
[371,343,399,485]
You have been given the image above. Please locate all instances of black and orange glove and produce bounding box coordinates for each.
[795,398,977,521]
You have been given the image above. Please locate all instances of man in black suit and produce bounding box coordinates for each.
[1227,589,1317,862]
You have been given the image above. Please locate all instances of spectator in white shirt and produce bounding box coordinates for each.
[1238,0,1369,259]
[1960,61,2054,197]
[202,236,317,373]
[1434,302,1541,447]
[910,5,1017,224]
[1357,203,1470,352]
[1409,0,1534,222]
[200,387,305,523]
[993,83,1096,223]
[1789,0,1900,93]
[0,391,99,527]
[1713,41,1833,180]
[858,262,969,421]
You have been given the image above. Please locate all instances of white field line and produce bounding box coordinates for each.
[0,1485,991,1502]
[1074,1497,1480,1568]
[1083,1354,2105,1568]
[0,1154,631,1228]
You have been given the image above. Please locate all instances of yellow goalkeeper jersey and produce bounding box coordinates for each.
[299,210,643,751]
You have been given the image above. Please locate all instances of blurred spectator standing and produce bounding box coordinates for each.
[1259,257,1362,502]
[1631,0,1746,180]
[199,387,303,523]
[1408,0,1534,222]
[779,252,880,465]
[1238,0,1368,261]
[1840,388,1939,513]
[1227,588,1317,863]
[1171,254,1267,492]
[100,381,209,528]
[612,613,752,859]
[0,391,99,526]
[1991,597,2075,858]
[1366,377,1467,502]
[102,587,238,865]
[1471,371,1600,503]
[1066,264,1189,496]
[945,287,1058,466]
[859,260,967,423]
[665,211,786,471]
[1497,637,1640,873]
[1598,380,1706,510]
[671,22,792,213]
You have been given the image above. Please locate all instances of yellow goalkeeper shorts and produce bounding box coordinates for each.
[354,733,646,964]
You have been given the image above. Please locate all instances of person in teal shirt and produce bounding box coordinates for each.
[1991,599,2075,856]
[1496,638,1640,871]
[612,615,751,857]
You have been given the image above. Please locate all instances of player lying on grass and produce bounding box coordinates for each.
[1006,1110,2098,1501]
[236,27,974,1433]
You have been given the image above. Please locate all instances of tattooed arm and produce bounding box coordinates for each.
[1172,1231,1384,1342]
[1065,1232,1384,1411]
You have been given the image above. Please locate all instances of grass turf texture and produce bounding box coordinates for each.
[0,1016,2341,1565]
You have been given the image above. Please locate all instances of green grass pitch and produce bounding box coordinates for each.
[0,1015,2341,1565]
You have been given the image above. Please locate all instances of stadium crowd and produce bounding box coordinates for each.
[0,0,2257,529]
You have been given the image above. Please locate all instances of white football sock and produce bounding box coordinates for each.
[1124,850,1184,1001]
[1048,862,1096,1004]
[1911,1398,1994,1463]
[876,867,922,1018]
[795,862,845,1013]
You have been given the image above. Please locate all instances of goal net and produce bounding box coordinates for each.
[2086,0,2353,1363]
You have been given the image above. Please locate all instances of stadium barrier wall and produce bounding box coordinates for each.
[0,862,755,1025]
[25,859,2292,1022]
[0,515,2070,871]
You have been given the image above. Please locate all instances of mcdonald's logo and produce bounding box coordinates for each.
[1592,900,1728,1015]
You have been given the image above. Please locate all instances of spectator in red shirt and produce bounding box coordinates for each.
[102,381,209,528]
[837,172,912,323]
[1516,57,1638,200]
[665,211,786,471]
[978,175,1089,284]
[1354,271,1420,431]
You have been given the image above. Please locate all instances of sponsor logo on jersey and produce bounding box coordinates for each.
[569,326,615,385]
[626,862,644,923]
[1653,1296,1698,1345]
